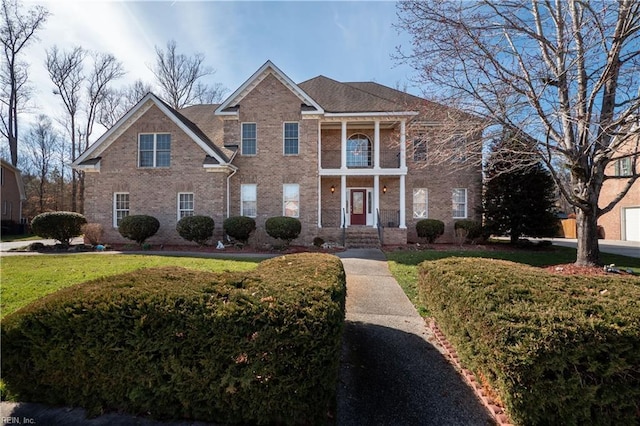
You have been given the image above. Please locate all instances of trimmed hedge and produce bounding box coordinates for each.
[176,215,214,246]
[416,219,445,243]
[223,216,256,244]
[453,219,482,242]
[1,253,346,425]
[31,211,87,247]
[265,216,301,244]
[418,258,640,425]
[118,215,160,244]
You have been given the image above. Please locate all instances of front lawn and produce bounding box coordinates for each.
[386,245,640,315]
[0,254,262,318]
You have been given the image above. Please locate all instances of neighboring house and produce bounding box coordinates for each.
[598,132,640,241]
[73,61,482,247]
[0,159,27,230]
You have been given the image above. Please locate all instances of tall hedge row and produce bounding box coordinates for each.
[1,253,346,425]
[418,258,640,425]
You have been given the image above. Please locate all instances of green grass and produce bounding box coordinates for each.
[386,245,640,316]
[0,234,39,243]
[0,254,262,318]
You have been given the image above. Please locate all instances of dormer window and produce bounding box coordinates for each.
[139,133,171,167]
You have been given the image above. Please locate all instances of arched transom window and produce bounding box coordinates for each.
[347,134,371,168]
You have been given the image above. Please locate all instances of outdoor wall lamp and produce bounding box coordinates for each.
[383,185,387,194]
[330,185,335,194]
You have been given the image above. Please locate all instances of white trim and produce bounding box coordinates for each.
[282,183,300,218]
[73,93,228,167]
[113,192,130,228]
[215,60,324,116]
[283,122,300,156]
[177,192,195,220]
[138,133,171,168]
[452,188,468,219]
[241,122,257,156]
[240,183,257,218]
[324,111,419,118]
[412,188,429,219]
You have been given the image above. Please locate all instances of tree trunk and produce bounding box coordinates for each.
[575,209,600,266]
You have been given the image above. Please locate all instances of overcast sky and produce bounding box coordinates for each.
[20,0,419,140]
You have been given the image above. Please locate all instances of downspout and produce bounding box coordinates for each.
[225,151,239,219]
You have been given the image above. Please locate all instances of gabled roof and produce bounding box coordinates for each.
[73,93,230,168]
[215,60,324,116]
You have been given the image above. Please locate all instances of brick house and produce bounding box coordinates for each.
[598,131,640,241]
[73,61,482,247]
[1,159,26,230]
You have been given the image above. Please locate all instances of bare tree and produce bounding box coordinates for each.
[396,0,640,266]
[0,0,49,166]
[98,79,151,128]
[25,114,58,212]
[46,45,84,212]
[151,39,226,109]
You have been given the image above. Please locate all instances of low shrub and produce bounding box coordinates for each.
[313,237,325,247]
[265,216,301,245]
[176,215,214,246]
[416,219,445,243]
[223,216,256,244]
[1,253,346,425]
[81,223,104,245]
[118,215,160,245]
[31,211,87,247]
[454,219,482,243]
[418,258,640,425]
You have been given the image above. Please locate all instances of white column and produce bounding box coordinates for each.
[374,175,380,228]
[399,175,406,228]
[340,175,347,227]
[318,175,322,228]
[374,119,380,169]
[400,119,406,169]
[341,120,347,170]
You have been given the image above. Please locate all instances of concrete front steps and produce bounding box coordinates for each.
[345,227,381,248]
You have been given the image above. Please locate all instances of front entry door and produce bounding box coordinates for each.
[350,189,366,225]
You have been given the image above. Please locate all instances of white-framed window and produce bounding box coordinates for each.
[452,134,466,163]
[452,188,468,218]
[283,122,299,155]
[2,200,8,215]
[241,184,257,217]
[283,184,300,218]
[178,193,194,220]
[241,123,257,155]
[347,134,372,168]
[139,133,171,167]
[413,188,428,218]
[615,157,632,177]
[413,136,428,162]
[113,192,130,227]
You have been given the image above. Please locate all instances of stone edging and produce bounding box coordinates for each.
[427,319,514,426]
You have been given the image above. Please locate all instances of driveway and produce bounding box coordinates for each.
[547,238,640,258]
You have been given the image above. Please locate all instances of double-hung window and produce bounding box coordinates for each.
[283,122,299,155]
[615,157,632,177]
[452,134,466,163]
[139,133,171,167]
[178,193,194,219]
[283,184,300,218]
[113,192,130,227]
[413,188,428,218]
[413,136,428,162]
[452,188,468,218]
[242,123,257,155]
[241,184,257,217]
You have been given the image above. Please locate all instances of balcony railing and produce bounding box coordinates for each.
[321,209,400,228]
[321,150,401,169]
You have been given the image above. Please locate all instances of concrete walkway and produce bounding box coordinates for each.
[336,249,492,425]
[1,249,492,425]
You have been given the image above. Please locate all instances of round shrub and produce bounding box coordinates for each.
[223,216,256,243]
[454,219,483,242]
[118,215,160,245]
[313,237,325,247]
[416,219,445,243]
[176,215,214,246]
[265,216,301,244]
[31,211,87,247]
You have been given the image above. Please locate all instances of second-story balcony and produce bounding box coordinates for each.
[321,150,401,169]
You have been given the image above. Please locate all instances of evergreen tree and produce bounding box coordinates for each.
[483,135,559,244]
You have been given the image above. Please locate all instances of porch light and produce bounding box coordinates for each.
[331,185,335,194]
[383,185,387,194]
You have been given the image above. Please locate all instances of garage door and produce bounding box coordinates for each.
[625,207,640,241]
